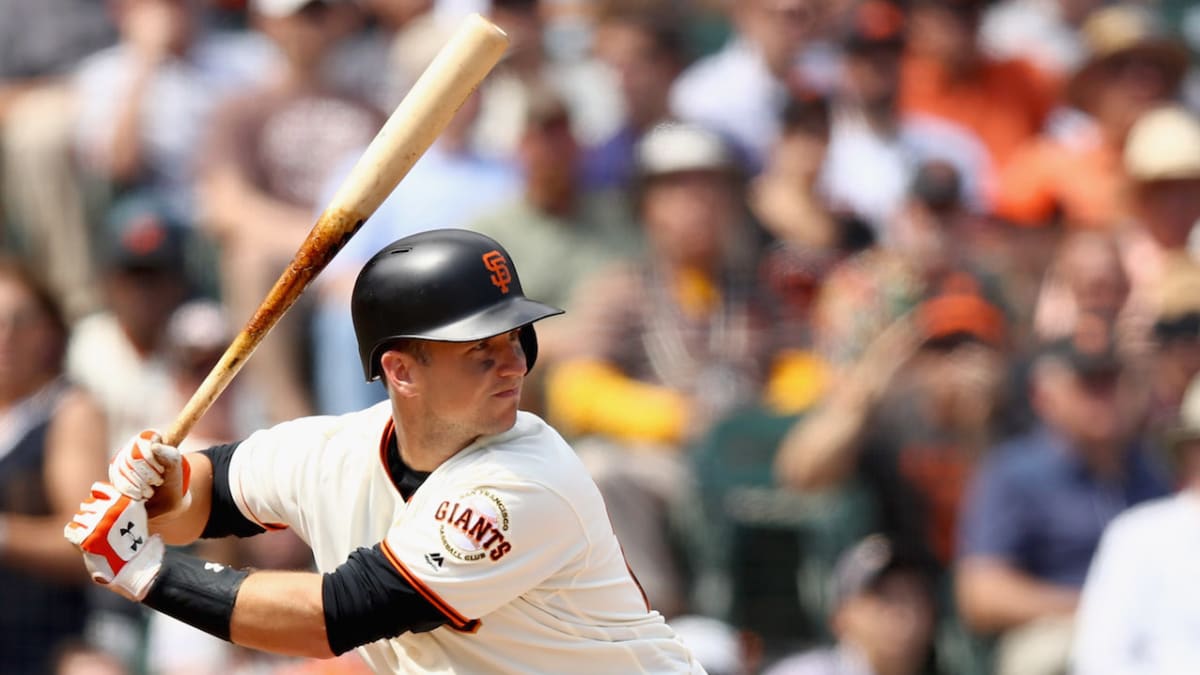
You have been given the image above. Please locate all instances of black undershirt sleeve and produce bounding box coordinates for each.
[322,544,449,655]
[198,442,267,539]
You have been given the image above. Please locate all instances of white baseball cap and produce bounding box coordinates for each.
[635,122,739,178]
[1125,105,1200,182]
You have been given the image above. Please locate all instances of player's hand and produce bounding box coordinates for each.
[64,482,165,601]
[109,430,192,518]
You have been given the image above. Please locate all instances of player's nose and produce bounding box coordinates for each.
[496,330,525,376]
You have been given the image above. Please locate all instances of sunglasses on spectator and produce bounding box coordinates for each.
[1154,313,1200,343]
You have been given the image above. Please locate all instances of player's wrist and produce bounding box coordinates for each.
[0,513,8,556]
[110,534,166,602]
[142,549,250,642]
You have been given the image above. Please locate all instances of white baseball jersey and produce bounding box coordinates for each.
[225,402,704,674]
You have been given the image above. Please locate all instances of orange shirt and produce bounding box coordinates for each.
[992,133,1128,229]
[901,55,1058,170]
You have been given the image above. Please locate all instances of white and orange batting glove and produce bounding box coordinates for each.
[64,482,164,601]
[109,430,191,516]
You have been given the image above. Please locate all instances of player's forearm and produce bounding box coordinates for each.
[150,453,214,546]
[231,571,335,659]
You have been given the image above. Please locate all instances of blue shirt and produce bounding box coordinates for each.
[957,425,1170,588]
[579,126,638,191]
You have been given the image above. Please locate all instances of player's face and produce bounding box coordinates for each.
[418,329,526,438]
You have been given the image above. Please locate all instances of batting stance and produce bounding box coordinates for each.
[64,229,705,673]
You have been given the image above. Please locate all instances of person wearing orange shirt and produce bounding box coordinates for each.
[992,5,1188,230]
[900,0,1058,174]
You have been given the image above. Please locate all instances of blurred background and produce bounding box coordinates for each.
[3,0,1200,673]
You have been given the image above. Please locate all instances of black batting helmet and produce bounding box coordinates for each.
[351,229,563,381]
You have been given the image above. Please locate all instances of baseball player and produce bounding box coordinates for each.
[64,229,705,673]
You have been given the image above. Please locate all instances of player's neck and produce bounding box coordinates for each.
[390,407,477,473]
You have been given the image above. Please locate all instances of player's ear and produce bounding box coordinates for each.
[379,350,419,398]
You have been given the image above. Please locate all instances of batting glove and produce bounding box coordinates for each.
[64,482,165,601]
[109,430,191,517]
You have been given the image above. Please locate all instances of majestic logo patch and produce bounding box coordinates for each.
[424,552,445,570]
[482,250,511,294]
[433,488,512,563]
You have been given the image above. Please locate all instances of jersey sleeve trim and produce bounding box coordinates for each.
[621,550,651,612]
[380,539,481,634]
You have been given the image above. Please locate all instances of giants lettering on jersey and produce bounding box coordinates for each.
[433,488,512,562]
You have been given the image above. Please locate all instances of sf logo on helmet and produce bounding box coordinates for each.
[482,250,511,294]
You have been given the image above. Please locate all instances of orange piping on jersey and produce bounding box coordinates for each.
[377,418,419,504]
[235,472,287,531]
[380,539,482,634]
[618,544,651,612]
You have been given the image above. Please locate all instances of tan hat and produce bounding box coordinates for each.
[1166,377,1200,449]
[1153,256,1200,322]
[1125,105,1200,183]
[635,122,739,178]
[1066,5,1189,112]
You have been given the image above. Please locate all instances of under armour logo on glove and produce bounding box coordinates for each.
[64,482,164,601]
[119,521,144,550]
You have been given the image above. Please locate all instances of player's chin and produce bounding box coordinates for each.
[485,395,521,430]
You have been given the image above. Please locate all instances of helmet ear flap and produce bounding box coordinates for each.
[519,324,539,373]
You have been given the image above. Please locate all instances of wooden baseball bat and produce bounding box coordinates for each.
[162,13,509,447]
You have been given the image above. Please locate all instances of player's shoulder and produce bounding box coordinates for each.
[454,412,589,488]
[241,400,393,455]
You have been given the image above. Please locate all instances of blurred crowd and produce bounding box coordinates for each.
[3,0,1200,673]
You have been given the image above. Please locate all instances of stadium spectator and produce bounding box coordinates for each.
[994,4,1188,229]
[901,0,1057,174]
[1031,230,1133,353]
[581,4,688,191]
[66,194,193,450]
[73,0,273,221]
[810,158,1000,369]
[1072,377,1200,673]
[764,534,938,675]
[670,0,822,167]
[956,329,1170,675]
[468,86,640,316]
[821,0,990,238]
[750,91,844,254]
[778,274,1011,568]
[1125,104,1200,256]
[472,0,622,159]
[547,122,772,616]
[196,0,384,424]
[0,260,109,675]
[0,1,116,320]
[1141,260,1200,437]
